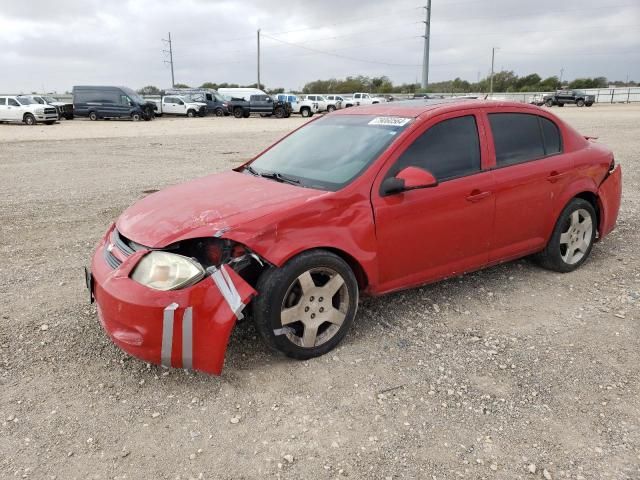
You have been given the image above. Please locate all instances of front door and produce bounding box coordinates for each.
[6,98,22,121]
[372,112,495,292]
[0,97,8,120]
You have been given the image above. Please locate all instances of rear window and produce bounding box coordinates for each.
[489,113,561,167]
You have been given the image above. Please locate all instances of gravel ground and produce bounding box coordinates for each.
[0,106,638,480]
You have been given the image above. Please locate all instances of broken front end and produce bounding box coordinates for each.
[88,224,265,375]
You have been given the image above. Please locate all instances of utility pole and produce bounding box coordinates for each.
[489,47,499,95]
[162,32,175,88]
[560,67,564,86]
[421,1,432,90]
[257,29,261,90]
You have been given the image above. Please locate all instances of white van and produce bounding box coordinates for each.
[218,88,266,101]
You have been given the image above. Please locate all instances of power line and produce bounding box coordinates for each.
[261,33,422,67]
[266,6,422,36]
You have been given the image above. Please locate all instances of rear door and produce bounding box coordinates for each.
[483,110,571,262]
[372,111,495,291]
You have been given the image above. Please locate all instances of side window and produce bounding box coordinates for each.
[540,117,562,155]
[489,113,555,167]
[35,97,44,104]
[206,94,212,101]
[0,98,6,105]
[176,99,184,105]
[120,95,131,106]
[393,115,481,182]
[8,98,19,107]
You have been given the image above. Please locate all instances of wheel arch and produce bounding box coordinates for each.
[574,191,600,231]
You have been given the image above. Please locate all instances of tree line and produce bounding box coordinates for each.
[137,72,636,96]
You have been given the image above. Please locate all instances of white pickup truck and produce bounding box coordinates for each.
[344,92,386,107]
[274,94,319,117]
[0,95,58,125]
[150,95,207,117]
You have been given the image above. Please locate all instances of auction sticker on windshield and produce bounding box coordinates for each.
[368,117,412,127]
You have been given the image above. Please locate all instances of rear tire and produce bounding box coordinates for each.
[274,106,285,118]
[24,114,36,126]
[243,111,250,118]
[557,103,564,107]
[214,108,224,117]
[576,99,585,107]
[545,99,554,107]
[44,121,55,125]
[253,250,359,360]
[89,111,98,121]
[327,105,336,112]
[586,103,593,107]
[131,112,141,121]
[535,198,596,273]
[233,107,243,118]
[300,107,311,118]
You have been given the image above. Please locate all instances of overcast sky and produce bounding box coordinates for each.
[1,0,638,93]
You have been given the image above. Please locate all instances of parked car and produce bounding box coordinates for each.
[273,94,319,117]
[0,95,58,125]
[73,85,156,121]
[530,93,547,106]
[25,94,74,120]
[151,95,207,117]
[226,94,292,119]
[164,88,230,116]
[347,92,386,107]
[301,95,328,112]
[325,94,350,107]
[544,90,595,107]
[218,87,266,101]
[87,100,621,375]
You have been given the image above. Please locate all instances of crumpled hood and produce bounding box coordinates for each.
[117,170,325,248]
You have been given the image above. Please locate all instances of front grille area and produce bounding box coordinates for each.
[44,108,57,114]
[103,247,122,269]
[103,229,145,269]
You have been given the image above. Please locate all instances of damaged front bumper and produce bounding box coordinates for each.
[88,231,256,375]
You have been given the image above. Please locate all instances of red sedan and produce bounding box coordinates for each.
[88,100,622,375]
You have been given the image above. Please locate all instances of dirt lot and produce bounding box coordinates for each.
[1,105,638,480]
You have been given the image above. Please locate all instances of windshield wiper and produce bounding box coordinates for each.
[259,171,301,185]
[244,165,301,185]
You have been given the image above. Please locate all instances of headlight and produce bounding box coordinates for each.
[35,108,44,114]
[130,251,205,291]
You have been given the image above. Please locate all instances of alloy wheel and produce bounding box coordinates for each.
[280,267,349,348]
[559,209,593,264]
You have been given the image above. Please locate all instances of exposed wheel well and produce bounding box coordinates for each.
[574,191,600,233]
[321,247,369,290]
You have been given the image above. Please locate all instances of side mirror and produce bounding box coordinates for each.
[381,166,438,196]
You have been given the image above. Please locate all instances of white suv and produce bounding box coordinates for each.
[0,95,59,125]
[307,94,342,112]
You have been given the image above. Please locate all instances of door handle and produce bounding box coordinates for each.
[547,171,568,183]
[466,190,491,202]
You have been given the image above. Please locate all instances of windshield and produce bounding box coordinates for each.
[247,114,412,191]
[43,96,57,103]
[121,87,145,104]
[16,96,37,105]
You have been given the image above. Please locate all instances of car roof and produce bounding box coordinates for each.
[334,99,545,118]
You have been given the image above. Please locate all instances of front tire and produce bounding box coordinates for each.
[89,111,98,121]
[545,99,554,107]
[187,109,196,118]
[233,107,244,118]
[300,107,311,118]
[557,103,565,107]
[24,114,36,126]
[131,112,141,121]
[535,198,596,273]
[576,99,585,107]
[274,106,285,118]
[214,108,224,117]
[327,105,336,113]
[253,250,359,360]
